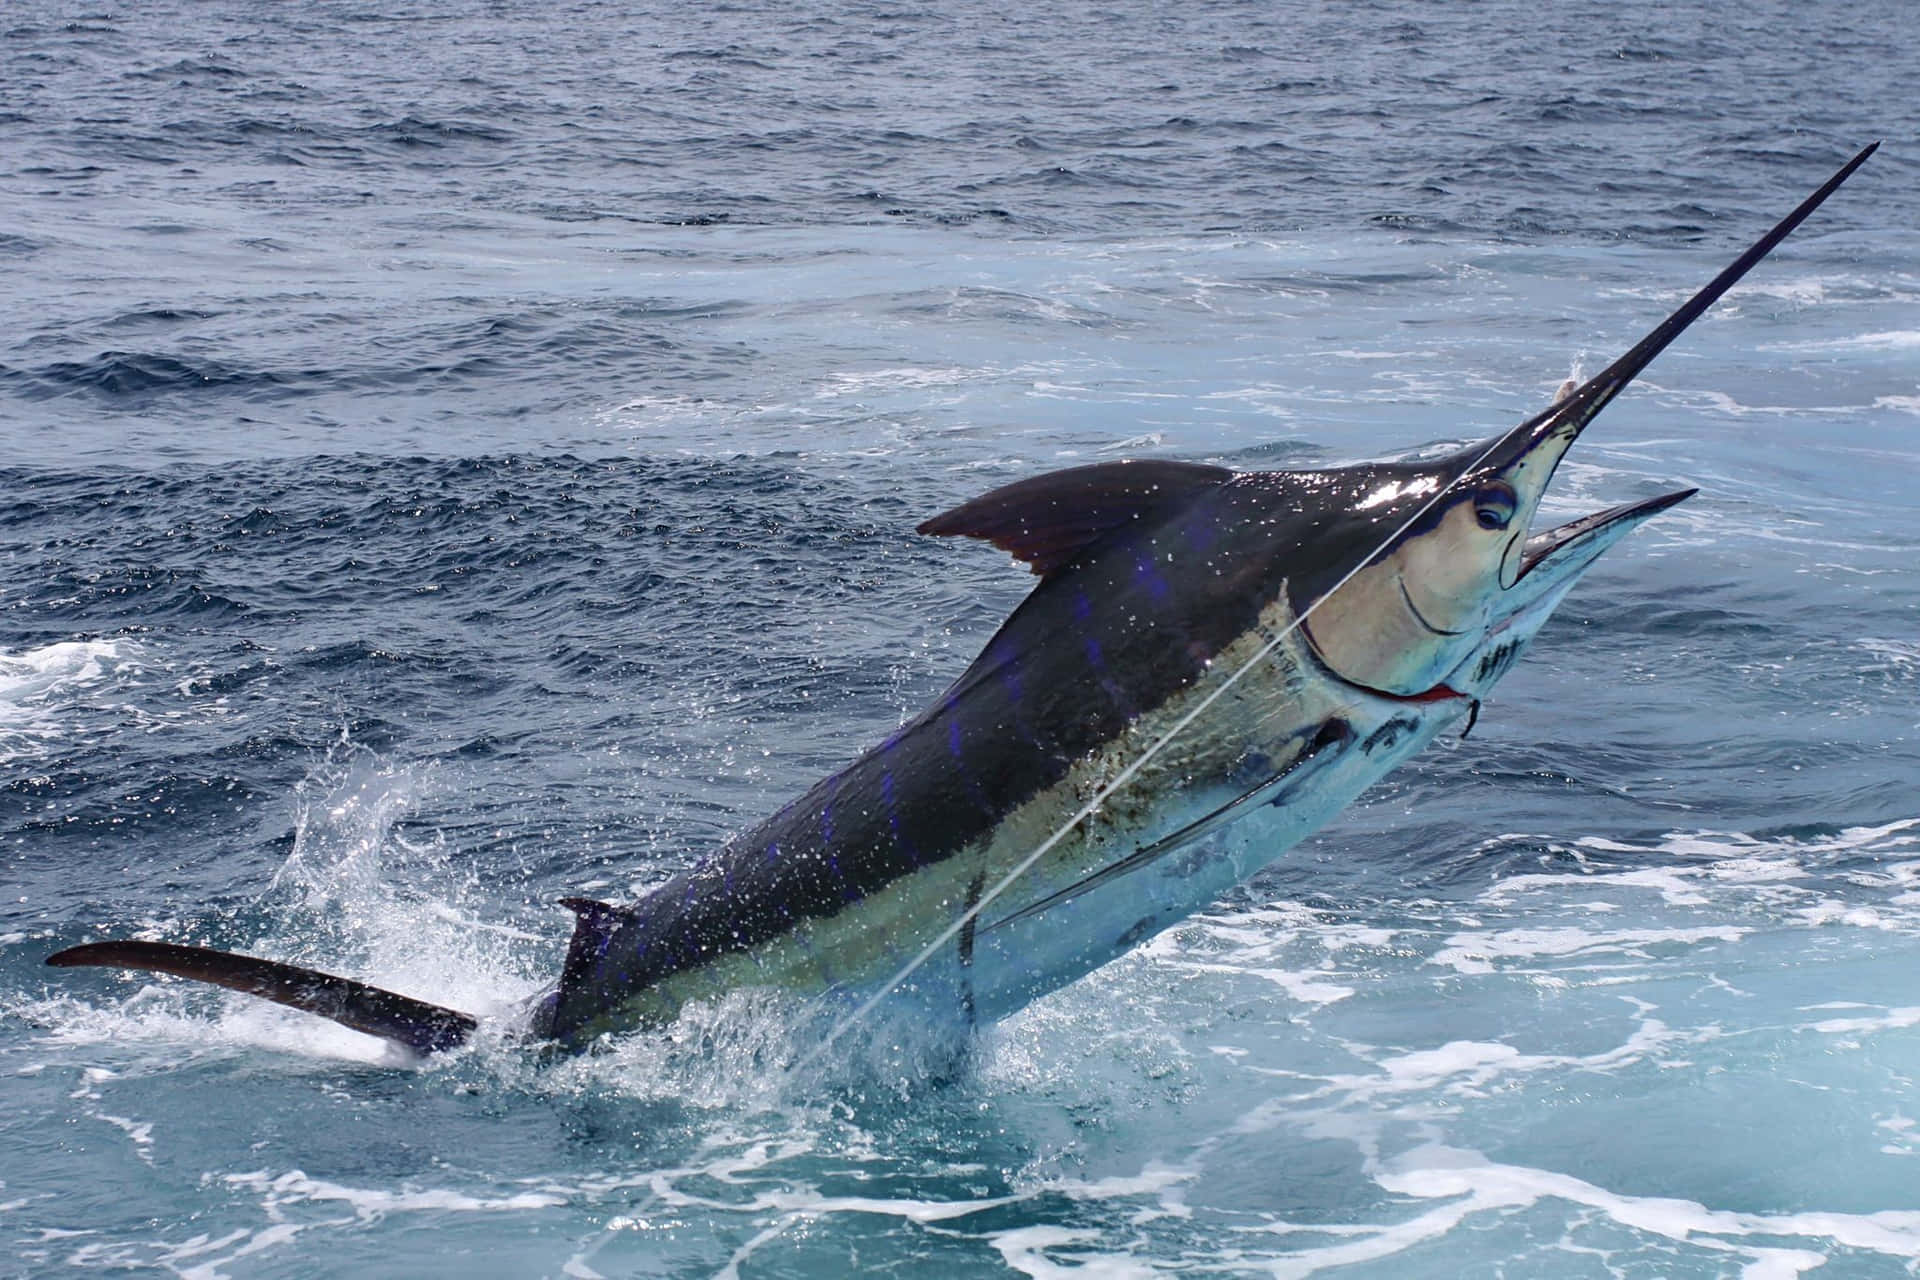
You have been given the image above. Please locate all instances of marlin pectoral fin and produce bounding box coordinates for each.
[983,720,1355,935]
[45,940,477,1056]
[918,458,1232,577]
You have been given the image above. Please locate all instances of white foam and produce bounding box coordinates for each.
[1429,925,1749,976]
[1600,274,1851,310]
[1312,1017,1688,1112]
[1808,1006,1920,1036]
[712,1217,798,1280]
[173,1224,305,1280]
[1876,1112,1917,1156]
[1762,329,1920,353]
[1241,969,1356,1004]
[1682,388,1867,420]
[1096,432,1166,453]
[989,1225,1162,1280]
[756,1188,1015,1222]
[221,1168,566,1216]
[75,1167,569,1280]
[0,639,117,695]
[639,1144,1019,1223]
[1150,907,1394,999]
[30,736,550,1070]
[1858,638,1920,666]
[1725,277,1832,306]
[1471,823,1920,932]
[94,1112,155,1155]
[0,639,136,761]
[1375,1145,1920,1267]
[21,989,403,1067]
[817,365,978,397]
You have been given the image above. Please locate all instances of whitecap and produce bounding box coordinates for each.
[0,639,137,762]
[1374,1144,1920,1269]
[1428,925,1749,976]
[1761,329,1920,353]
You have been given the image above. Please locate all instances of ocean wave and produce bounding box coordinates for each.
[1,3,1913,1271]
[0,351,299,401]
[0,638,138,763]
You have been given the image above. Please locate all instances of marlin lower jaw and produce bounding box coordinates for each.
[1442,486,1698,702]
[39,147,1873,1062]
[1516,487,1696,596]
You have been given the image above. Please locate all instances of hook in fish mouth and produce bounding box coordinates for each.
[37,145,1878,1064]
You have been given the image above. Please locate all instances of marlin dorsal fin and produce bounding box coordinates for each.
[558,897,629,993]
[917,459,1232,577]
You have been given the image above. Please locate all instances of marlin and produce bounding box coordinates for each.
[48,145,1876,1059]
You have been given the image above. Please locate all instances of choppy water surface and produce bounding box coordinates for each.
[4,1,1919,1276]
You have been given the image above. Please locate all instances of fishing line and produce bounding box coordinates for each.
[797,140,1883,1065]
[795,417,1538,1069]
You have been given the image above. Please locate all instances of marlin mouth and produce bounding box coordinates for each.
[1519,487,1699,582]
[36,146,1877,1065]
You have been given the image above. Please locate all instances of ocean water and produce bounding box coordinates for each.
[4,0,1919,1275]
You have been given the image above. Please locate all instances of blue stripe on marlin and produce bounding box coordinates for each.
[46,144,1879,1059]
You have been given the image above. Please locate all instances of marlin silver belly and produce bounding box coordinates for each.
[45,144,1878,1062]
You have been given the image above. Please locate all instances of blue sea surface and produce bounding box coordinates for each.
[4,1,1919,1275]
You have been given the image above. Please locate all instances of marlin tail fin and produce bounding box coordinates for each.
[46,940,477,1056]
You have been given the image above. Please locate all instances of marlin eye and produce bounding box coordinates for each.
[1472,482,1518,531]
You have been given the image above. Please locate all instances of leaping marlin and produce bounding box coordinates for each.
[48,146,1877,1059]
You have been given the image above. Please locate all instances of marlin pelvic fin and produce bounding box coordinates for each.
[45,940,477,1056]
[918,459,1232,577]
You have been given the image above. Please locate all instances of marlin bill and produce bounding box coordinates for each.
[47,144,1878,1060]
